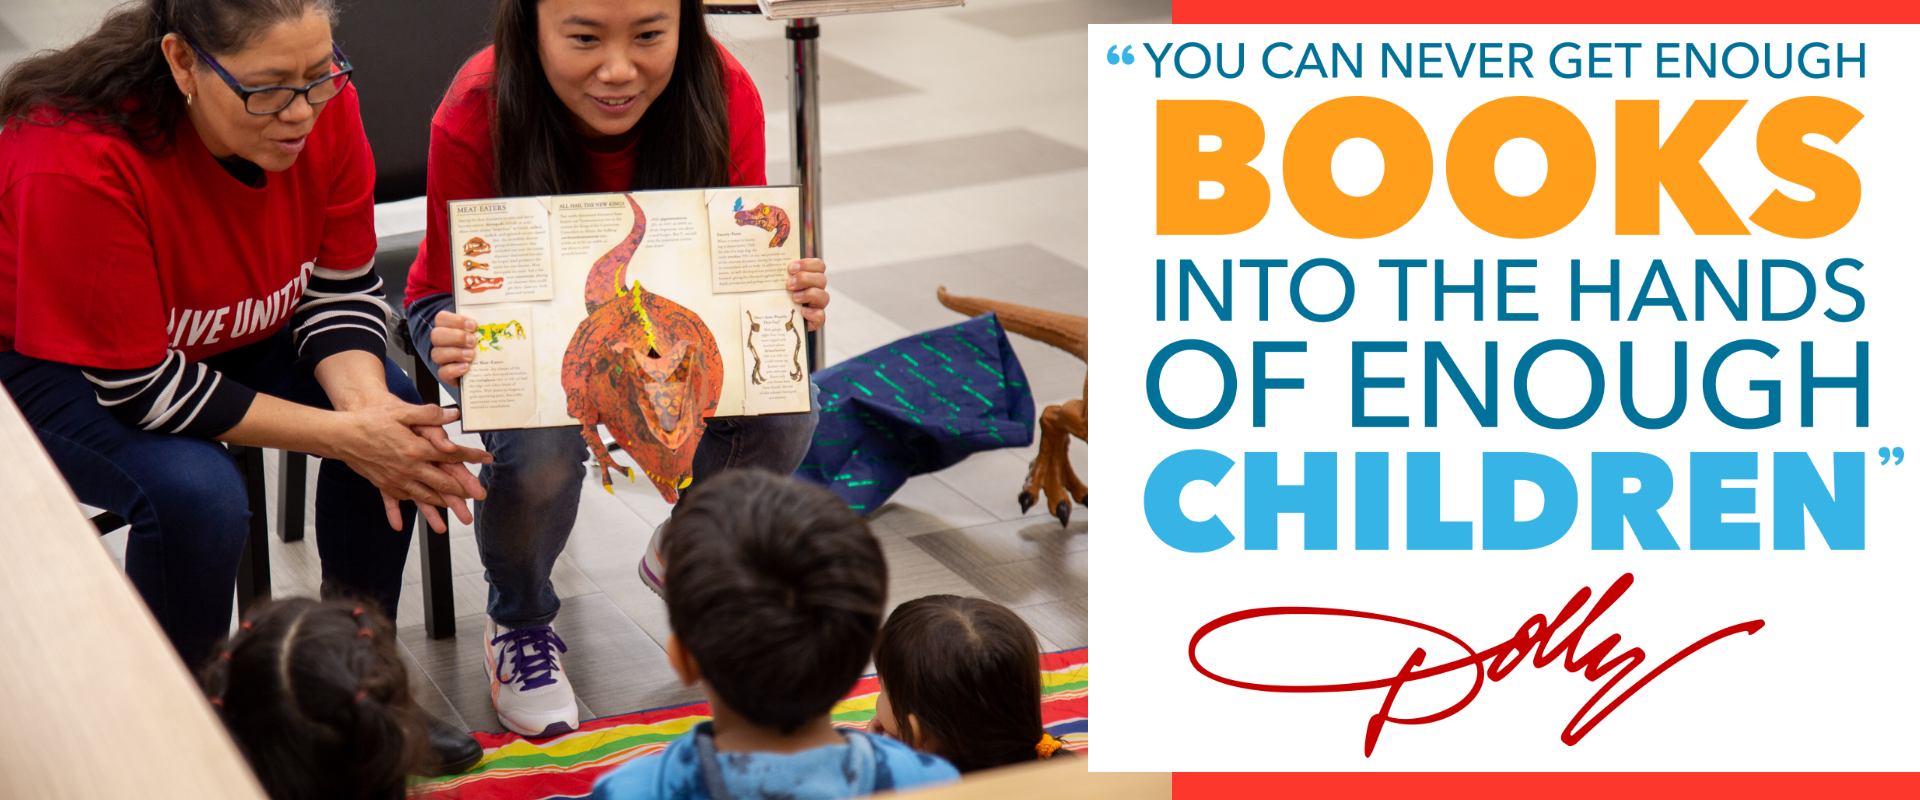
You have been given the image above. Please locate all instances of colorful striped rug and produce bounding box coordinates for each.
[412,648,1088,800]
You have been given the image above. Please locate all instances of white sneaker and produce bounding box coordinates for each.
[639,522,667,598]
[483,619,579,738]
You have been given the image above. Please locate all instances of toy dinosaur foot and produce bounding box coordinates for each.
[1021,400,1088,527]
[1063,461,1088,507]
[1018,451,1081,528]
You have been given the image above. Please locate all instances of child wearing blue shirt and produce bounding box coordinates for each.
[591,470,959,800]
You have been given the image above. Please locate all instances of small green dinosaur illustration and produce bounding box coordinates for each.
[475,321,526,352]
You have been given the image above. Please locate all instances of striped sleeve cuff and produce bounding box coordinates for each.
[294,258,392,364]
[83,351,257,438]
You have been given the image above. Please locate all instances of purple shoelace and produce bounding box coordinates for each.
[492,626,569,690]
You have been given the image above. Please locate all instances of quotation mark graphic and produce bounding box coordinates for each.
[1879,446,1904,465]
[1106,45,1134,65]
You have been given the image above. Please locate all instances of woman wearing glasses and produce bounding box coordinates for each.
[0,0,488,767]
[402,0,830,739]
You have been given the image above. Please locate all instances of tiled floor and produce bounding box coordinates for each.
[13,0,1166,734]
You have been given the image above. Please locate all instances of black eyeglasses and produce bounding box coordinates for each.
[178,35,354,116]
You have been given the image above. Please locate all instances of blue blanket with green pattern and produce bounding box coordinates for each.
[798,313,1035,512]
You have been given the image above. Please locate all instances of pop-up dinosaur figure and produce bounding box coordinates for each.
[938,287,1087,527]
[732,197,791,248]
[561,196,724,503]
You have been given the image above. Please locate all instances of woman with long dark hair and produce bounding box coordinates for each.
[0,0,485,772]
[403,0,829,739]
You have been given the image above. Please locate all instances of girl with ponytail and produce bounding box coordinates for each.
[870,595,1070,773]
[204,598,436,800]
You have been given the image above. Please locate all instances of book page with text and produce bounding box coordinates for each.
[706,187,801,294]
[459,303,539,429]
[449,197,553,304]
[738,295,811,415]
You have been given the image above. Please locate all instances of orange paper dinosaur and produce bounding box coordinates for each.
[561,196,724,502]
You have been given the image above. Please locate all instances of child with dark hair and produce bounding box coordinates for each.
[869,595,1068,773]
[591,470,958,799]
[201,597,482,800]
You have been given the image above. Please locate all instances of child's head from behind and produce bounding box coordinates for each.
[201,597,430,800]
[872,595,1043,772]
[663,469,888,735]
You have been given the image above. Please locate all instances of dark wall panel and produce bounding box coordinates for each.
[335,0,498,202]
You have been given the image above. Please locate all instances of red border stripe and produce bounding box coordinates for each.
[1175,773,1920,798]
[1171,0,1920,24]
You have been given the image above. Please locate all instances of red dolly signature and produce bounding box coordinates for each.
[1188,573,1764,755]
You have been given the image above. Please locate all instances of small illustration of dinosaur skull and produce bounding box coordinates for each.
[464,275,505,293]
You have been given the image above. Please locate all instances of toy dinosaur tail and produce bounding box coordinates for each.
[584,196,648,314]
[936,286,1086,362]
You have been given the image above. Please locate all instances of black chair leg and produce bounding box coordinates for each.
[419,510,456,639]
[90,511,128,534]
[278,449,307,542]
[233,445,272,614]
[412,351,441,414]
[412,351,457,639]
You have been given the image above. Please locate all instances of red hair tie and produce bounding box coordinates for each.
[354,690,369,703]
[209,697,225,708]
[357,629,372,638]
[239,621,253,631]
[351,607,364,617]
[220,652,232,661]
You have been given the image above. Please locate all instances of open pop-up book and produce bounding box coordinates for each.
[450,185,809,502]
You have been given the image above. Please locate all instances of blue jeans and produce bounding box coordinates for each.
[0,327,420,666]
[407,294,818,629]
